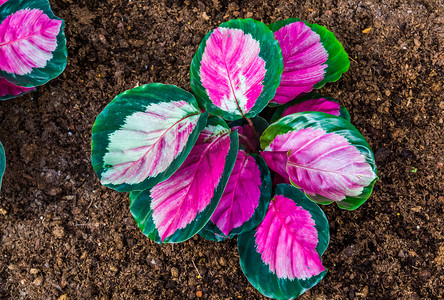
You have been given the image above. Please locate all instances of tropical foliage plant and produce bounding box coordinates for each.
[0,0,67,189]
[91,18,378,299]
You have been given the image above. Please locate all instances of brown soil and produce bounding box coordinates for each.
[1,0,443,299]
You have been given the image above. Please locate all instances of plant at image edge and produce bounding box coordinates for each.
[91,18,378,299]
[0,0,67,190]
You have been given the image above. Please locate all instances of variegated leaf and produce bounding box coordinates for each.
[268,18,350,105]
[261,112,377,210]
[129,117,239,243]
[238,184,329,299]
[0,0,67,87]
[91,83,208,192]
[191,18,283,121]
[199,150,271,241]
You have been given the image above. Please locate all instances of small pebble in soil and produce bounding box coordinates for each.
[420,270,431,280]
[196,291,202,298]
[49,187,62,196]
[170,267,179,278]
[33,277,44,286]
[149,258,162,269]
[30,268,39,275]
[53,226,65,238]
[110,266,118,272]
[218,257,227,267]
[359,286,369,298]
[344,244,355,257]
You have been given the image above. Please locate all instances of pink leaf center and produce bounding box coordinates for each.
[285,128,376,201]
[255,194,324,280]
[150,127,231,241]
[210,150,261,236]
[272,22,328,104]
[200,27,266,116]
[0,9,62,75]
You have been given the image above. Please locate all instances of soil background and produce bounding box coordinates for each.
[1,0,443,299]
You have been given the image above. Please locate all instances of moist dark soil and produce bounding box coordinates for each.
[1,0,443,299]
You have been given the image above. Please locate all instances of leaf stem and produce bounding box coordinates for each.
[245,117,254,128]
[244,117,260,152]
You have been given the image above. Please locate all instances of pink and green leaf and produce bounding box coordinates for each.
[261,112,378,210]
[238,184,329,299]
[199,150,271,241]
[271,93,350,123]
[0,0,67,87]
[91,83,208,192]
[228,116,268,153]
[268,18,350,105]
[0,141,5,190]
[190,18,283,121]
[0,77,35,100]
[129,117,239,243]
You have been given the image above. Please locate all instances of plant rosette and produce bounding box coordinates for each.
[91,18,377,299]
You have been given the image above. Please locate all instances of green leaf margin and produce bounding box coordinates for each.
[0,80,35,101]
[0,141,5,190]
[260,112,378,210]
[91,83,208,192]
[129,117,239,244]
[190,18,283,121]
[237,184,329,300]
[199,152,272,241]
[270,93,350,123]
[268,18,350,91]
[0,0,67,88]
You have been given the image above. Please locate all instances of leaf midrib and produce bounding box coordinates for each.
[222,58,244,116]
[286,160,374,177]
[219,153,249,235]
[161,132,230,240]
[0,12,57,48]
[109,112,200,169]
[271,200,318,272]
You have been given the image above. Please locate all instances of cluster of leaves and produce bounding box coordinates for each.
[91,18,377,299]
[0,0,67,189]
